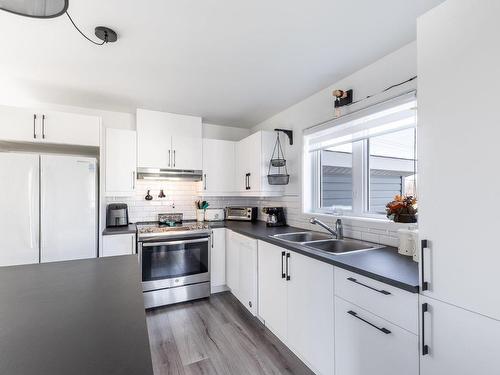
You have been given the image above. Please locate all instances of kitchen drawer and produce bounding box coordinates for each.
[335,296,418,375]
[334,267,418,333]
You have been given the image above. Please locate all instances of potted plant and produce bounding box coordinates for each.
[386,195,417,223]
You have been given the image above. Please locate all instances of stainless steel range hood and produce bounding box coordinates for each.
[136,167,203,181]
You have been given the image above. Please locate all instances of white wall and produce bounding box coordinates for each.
[203,123,250,141]
[248,41,419,245]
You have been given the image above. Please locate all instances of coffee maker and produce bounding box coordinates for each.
[262,207,286,227]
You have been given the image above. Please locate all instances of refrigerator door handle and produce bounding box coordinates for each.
[33,114,37,139]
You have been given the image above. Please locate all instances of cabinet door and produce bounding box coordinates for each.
[225,230,239,295]
[420,296,500,375]
[210,228,226,292]
[171,135,202,170]
[202,139,235,193]
[238,236,258,315]
[258,241,287,341]
[287,252,334,375]
[136,109,172,168]
[335,297,418,375]
[102,234,135,257]
[40,111,100,146]
[0,105,38,142]
[235,137,250,191]
[105,128,137,195]
[244,131,262,191]
[418,0,500,319]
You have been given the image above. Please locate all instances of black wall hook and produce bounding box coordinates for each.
[274,129,293,145]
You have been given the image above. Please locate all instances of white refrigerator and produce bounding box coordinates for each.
[0,153,97,266]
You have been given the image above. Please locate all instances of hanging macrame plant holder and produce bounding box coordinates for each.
[267,132,290,185]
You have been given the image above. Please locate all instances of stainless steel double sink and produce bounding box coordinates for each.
[271,232,383,255]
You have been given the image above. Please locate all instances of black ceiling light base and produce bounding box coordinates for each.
[95,27,118,43]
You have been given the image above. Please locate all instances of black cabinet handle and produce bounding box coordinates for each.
[168,150,171,167]
[204,174,207,190]
[245,173,251,190]
[42,114,46,139]
[347,277,391,295]
[173,150,176,167]
[421,303,429,355]
[247,173,251,190]
[281,251,286,279]
[211,230,214,248]
[33,114,37,138]
[286,253,290,281]
[421,240,429,291]
[347,310,391,334]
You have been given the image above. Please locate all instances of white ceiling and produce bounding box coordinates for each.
[0,0,443,127]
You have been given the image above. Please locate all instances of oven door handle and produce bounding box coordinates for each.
[141,238,210,247]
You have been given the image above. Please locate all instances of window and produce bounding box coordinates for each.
[304,92,417,218]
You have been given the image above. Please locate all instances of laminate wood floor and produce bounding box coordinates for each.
[146,292,315,375]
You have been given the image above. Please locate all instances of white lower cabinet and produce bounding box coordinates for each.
[335,297,418,375]
[258,240,334,375]
[210,228,226,293]
[226,231,257,315]
[287,251,334,375]
[420,296,500,375]
[101,233,135,257]
[258,240,287,341]
[225,230,239,295]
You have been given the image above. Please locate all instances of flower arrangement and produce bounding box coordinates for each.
[386,195,417,223]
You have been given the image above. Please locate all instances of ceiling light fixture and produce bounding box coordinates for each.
[0,0,118,45]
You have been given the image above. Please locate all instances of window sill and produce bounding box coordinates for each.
[304,211,418,231]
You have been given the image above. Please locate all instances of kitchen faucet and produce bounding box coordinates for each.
[309,217,344,240]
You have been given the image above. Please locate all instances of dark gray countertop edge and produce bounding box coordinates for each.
[219,221,419,294]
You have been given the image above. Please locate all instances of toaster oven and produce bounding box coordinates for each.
[226,207,258,221]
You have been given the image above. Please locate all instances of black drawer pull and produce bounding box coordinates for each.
[285,252,290,281]
[347,277,391,295]
[281,251,286,279]
[421,239,429,291]
[421,303,429,355]
[347,310,391,334]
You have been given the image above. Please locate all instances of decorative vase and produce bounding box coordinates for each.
[196,209,205,222]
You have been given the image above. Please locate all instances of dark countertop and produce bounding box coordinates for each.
[102,223,137,235]
[221,221,419,293]
[0,256,153,375]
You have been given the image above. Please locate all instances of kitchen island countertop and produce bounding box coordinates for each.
[0,255,153,375]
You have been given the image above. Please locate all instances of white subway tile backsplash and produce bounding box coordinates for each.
[106,181,405,247]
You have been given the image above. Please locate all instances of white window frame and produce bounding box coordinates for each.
[303,92,416,220]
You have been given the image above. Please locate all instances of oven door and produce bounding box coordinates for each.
[139,237,210,292]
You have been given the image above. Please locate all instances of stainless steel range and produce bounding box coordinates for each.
[136,214,211,309]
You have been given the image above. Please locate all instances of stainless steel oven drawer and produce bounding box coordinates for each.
[143,282,210,309]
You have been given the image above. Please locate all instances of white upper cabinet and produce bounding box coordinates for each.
[0,105,100,146]
[235,130,285,195]
[37,111,100,146]
[136,109,202,170]
[418,0,500,320]
[171,135,202,170]
[0,105,39,142]
[105,128,137,196]
[201,138,236,194]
